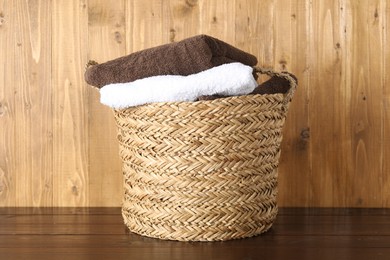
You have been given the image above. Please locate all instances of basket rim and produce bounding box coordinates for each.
[114,92,286,112]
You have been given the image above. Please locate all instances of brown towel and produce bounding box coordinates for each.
[251,73,297,95]
[197,94,227,101]
[85,34,258,88]
[197,73,297,101]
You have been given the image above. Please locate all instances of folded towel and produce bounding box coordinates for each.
[100,63,257,109]
[85,34,258,88]
[197,72,298,101]
[251,73,297,95]
[197,94,227,101]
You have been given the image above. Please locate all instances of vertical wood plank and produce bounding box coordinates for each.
[168,0,200,41]
[87,0,125,206]
[17,0,52,206]
[383,0,390,207]
[1,0,52,206]
[235,0,275,66]
[0,0,15,206]
[126,0,171,52]
[52,0,89,206]
[345,0,383,207]
[275,0,312,207]
[198,0,235,43]
[308,0,350,207]
[273,0,293,72]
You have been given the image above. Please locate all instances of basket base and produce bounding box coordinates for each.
[121,206,278,242]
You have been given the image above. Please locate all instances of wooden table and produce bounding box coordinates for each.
[1,208,389,259]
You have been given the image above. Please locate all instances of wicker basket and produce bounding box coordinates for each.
[113,67,297,241]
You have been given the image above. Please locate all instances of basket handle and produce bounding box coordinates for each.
[253,67,298,111]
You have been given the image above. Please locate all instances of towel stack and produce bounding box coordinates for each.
[85,35,292,109]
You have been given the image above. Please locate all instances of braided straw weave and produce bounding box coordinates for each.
[113,67,297,241]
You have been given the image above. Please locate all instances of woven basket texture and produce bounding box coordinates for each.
[114,68,296,241]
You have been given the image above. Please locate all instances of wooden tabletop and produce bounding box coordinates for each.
[1,207,389,259]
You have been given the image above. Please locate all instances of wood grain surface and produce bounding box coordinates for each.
[87,0,124,207]
[1,207,390,259]
[0,0,389,207]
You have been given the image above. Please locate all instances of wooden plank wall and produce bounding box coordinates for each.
[0,0,389,207]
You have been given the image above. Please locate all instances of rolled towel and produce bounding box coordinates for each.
[85,34,258,88]
[100,63,257,109]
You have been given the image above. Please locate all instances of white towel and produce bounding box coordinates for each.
[99,62,257,109]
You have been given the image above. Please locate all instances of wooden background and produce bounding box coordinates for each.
[0,0,389,207]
